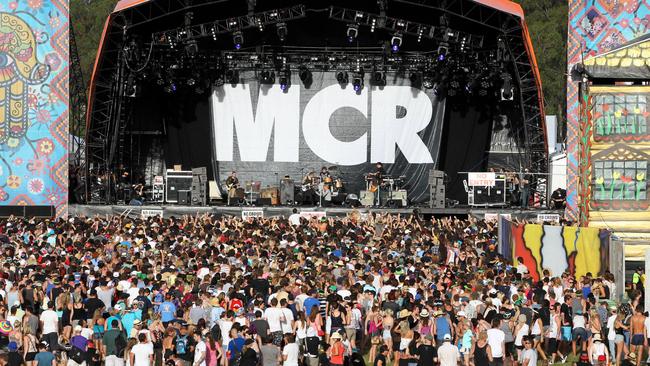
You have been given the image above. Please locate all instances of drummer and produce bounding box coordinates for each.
[319,166,330,181]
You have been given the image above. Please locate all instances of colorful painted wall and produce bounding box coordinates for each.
[587,86,650,240]
[566,0,650,221]
[0,1,69,216]
[505,220,610,281]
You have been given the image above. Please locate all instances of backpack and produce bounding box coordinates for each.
[115,332,127,357]
[69,346,87,364]
[176,335,188,355]
[229,339,243,366]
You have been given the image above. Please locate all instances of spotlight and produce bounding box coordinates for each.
[164,82,177,93]
[346,24,359,43]
[371,70,386,86]
[226,69,239,85]
[210,25,218,41]
[352,72,364,92]
[185,40,198,57]
[298,66,312,87]
[260,70,275,85]
[437,44,448,61]
[187,78,196,86]
[500,72,514,100]
[409,72,421,88]
[336,71,349,85]
[276,22,288,42]
[279,68,290,91]
[391,33,402,52]
[232,31,243,50]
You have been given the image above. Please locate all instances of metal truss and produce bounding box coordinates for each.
[69,25,86,170]
[151,5,307,45]
[328,6,484,48]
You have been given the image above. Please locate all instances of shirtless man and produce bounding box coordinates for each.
[630,304,646,366]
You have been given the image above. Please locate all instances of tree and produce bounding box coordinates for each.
[70,0,116,89]
[514,0,568,131]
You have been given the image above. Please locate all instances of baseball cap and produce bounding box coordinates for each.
[443,334,452,341]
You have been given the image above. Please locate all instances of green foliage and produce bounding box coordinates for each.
[70,0,116,88]
[514,0,568,123]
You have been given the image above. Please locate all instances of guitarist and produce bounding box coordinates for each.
[368,162,385,206]
[226,171,239,205]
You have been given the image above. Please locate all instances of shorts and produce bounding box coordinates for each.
[505,342,515,357]
[271,331,284,347]
[572,327,588,342]
[631,334,644,346]
[25,352,37,361]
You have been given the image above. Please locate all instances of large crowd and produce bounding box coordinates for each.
[0,212,642,366]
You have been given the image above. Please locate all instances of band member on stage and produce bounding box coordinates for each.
[319,166,330,180]
[368,162,386,206]
[300,171,318,205]
[226,171,239,205]
[374,162,385,179]
[302,171,317,186]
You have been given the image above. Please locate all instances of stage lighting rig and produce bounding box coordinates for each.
[226,69,239,85]
[276,22,288,42]
[298,66,312,87]
[500,72,514,100]
[260,70,275,84]
[422,72,434,89]
[346,24,359,43]
[352,71,364,93]
[279,68,291,91]
[391,33,402,52]
[371,69,386,86]
[336,71,349,85]
[233,31,243,50]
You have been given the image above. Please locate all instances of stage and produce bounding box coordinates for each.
[69,203,563,221]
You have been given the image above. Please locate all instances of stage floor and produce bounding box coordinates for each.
[69,204,563,220]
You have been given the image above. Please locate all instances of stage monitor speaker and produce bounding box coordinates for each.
[360,190,374,206]
[387,199,404,208]
[280,178,294,204]
[472,180,506,205]
[256,197,272,206]
[178,190,191,205]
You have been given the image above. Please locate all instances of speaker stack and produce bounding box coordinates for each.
[191,167,208,206]
[280,178,295,205]
[429,170,445,208]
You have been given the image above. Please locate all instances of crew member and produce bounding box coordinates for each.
[520,168,533,208]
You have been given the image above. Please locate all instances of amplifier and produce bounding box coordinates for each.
[260,187,280,205]
[469,179,506,206]
[360,190,374,206]
[380,189,407,207]
[165,170,193,203]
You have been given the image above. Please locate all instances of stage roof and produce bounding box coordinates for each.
[85,0,548,174]
[583,33,650,80]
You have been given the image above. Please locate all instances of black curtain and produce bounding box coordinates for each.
[439,105,493,203]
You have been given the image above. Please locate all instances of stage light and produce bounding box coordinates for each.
[279,68,291,91]
[371,70,386,86]
[336,71,349,85]
[260,70,275,85]
[391,33,402,53]
[352,72,364,93]
[298,66,312,87]
[276,22,288,42]
[210,25,217,41]
[214,74,225,87]
[226,69,239,85]
[187,78,196,86]
[437,44,448,61]
[185,40,198,57]
[232,31,243,50]
[346,24,358,43]
[500,72,514,100]
[409,72,421,88]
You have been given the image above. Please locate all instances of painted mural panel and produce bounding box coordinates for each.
[566,0,650,221]
[505,220,609,281]
[592,90,650,143]
[0,0,68,215]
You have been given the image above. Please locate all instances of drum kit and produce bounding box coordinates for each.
[299,166,347,206]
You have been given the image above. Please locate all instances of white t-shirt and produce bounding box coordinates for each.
[487,328,505,358]
[288,214,301,226]
[265,307,285,333]
[131,343,153,366]
[607,314,617,341]
[282,342,300,366]
[281,308,294,334]
[194,340,207,366]
[40,309,59,334]
[219,319,233,346]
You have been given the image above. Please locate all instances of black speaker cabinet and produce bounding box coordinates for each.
[256,197,272,206]
[178,190,191,205]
